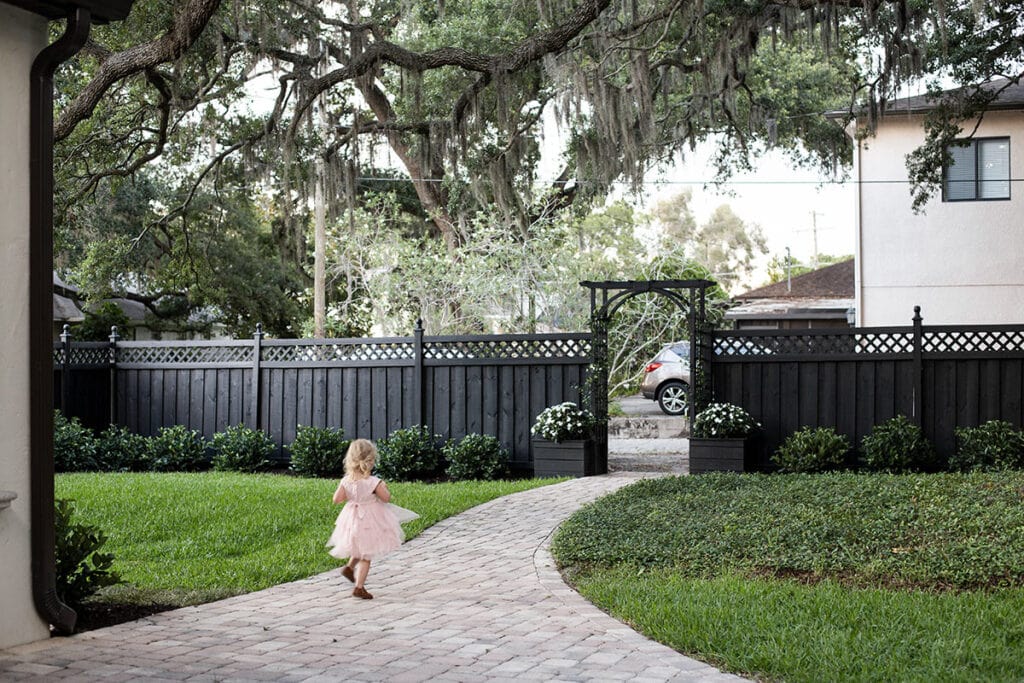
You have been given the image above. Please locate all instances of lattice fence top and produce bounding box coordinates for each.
[262,341,415,363]
[924,328,1024,354]
[424,336,591,361]
[118,343,254,365]
[715,330,915,357]
[56,333,593,367]
[69,345,111,366]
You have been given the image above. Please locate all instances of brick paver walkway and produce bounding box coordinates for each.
[0,473,746,682]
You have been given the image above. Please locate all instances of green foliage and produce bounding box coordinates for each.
[61,172,309,338]
[772,426,850,473]
[54,472,561,608]
[147,425,208,472]
[552,472,1024,591]
[692,403,759,439]
[54,411,98,472]
[376,426,445,482]
[861,415,937,473]
[211,424,275,473]
[555,468,1024,682]
[95,424,150,472]
[443,434,509,481]
[572,569,1024,683]
[951,420,1024,472]
[75,301,130,341]
[54,499,120,610]
[288,425,349,478]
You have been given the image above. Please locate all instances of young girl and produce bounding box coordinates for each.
[326,439,411,599]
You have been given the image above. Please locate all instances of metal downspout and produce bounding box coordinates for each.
[29,6,92,635]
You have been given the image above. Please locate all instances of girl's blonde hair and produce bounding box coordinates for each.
[344,439,377,478]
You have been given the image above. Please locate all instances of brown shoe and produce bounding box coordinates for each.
[352,586,373,600]
[341,565,355,583]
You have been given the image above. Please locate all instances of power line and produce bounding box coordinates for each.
[354,176,1024,186]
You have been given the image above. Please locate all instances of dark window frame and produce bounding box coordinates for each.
[941,136,1011,202]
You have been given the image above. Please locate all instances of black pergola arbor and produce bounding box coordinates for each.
[580,279,716,473]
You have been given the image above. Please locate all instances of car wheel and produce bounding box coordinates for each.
[657,380,688,416]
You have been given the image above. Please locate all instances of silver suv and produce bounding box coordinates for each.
[640,341,691,416]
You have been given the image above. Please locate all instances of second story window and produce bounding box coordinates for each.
[943,137,1010,201]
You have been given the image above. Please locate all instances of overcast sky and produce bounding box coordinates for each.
[641,144,857,287]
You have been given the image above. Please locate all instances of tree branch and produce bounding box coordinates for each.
[55,0,224,141]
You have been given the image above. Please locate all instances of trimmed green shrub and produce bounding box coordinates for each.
[376,425,445,482]
[951,420,1024,472]
[772,426,850,473]
[288,425,348,478]
[54,410,98,472]
[95,425,150,472]
[444,434,509,481]
[861,415,936,472]
[211,424,275,473]
[148,425,208,472]
[54,498,120,610]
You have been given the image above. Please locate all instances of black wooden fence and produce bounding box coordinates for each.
[54,326,591,470]
[712,309,1024,469]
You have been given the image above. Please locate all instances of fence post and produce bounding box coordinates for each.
[108,325,119,425]
[413,319,424,427]
[252,323,263,430]
[59,323,71,415]
[912,306,923,426]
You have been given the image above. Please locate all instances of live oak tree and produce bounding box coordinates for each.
[49,0,1024,332]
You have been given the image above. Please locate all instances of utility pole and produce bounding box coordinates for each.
[786,246,792,293]
[809,210,820,268]
[313,151,326,338]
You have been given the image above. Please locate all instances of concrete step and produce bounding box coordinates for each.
[608,415,689,439]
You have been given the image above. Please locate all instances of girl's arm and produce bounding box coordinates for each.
[332,481,348,504]
[373,479,392,503]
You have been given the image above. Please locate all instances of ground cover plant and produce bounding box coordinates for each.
[56,472,562,630]
[552,472,1024,682]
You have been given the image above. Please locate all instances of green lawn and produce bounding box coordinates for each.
[552,472,1024,683]
[57,472,562,608]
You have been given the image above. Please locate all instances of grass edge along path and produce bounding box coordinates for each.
[552,472,1024,683]
[571,568,1024,683]
[56,472,565,615]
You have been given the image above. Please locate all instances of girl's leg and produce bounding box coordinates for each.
[341,558,356,583]
[352,559,373,598]
[353,559,371,587]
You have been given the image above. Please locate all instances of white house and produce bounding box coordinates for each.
[841,80,1024,326]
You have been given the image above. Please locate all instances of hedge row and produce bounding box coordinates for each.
[772,416,1024,474]
[53,412,510,481]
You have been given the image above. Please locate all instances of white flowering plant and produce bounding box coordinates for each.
[692,403,760,439]
[531,402,594,443]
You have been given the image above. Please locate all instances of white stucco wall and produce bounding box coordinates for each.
[0,4,50,649]
[855,110,1024,326]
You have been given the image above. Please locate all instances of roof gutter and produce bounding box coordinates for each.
[30,6,92,635]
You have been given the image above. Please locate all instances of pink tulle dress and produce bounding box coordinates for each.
[326,476,404,561]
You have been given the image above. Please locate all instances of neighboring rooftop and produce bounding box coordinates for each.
[734,259,854,301]
[826,78,1024,119]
